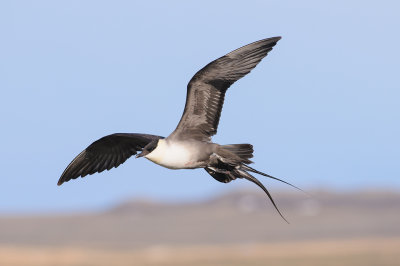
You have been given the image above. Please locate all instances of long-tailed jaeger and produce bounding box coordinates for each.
[58,36,301,222]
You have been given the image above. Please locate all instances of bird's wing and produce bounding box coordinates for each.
[58,133,163,185]
[169,37,281,141]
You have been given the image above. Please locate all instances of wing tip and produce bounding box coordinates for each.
[57,175,68,186]
[271,36,282,41]
[262,36,282,46]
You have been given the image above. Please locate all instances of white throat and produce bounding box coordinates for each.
[144,139,194,169]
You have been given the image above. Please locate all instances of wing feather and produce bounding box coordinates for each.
[170,37,281,141]
[58,133,163,185]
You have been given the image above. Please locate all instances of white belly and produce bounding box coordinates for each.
[144,139,195,169]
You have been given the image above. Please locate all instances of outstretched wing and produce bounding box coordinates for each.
[58,133,163,185]
[169,37,281,141]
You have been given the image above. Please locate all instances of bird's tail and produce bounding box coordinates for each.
[219,144,254,164]
[237,169,290,223]
[205,163,290,223]
[219,144,304,193]
[206,144,306,223]
[240,165,305,194]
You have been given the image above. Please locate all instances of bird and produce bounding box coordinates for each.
[58,36,301,222]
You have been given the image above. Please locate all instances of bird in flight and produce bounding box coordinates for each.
[58,36,301,222]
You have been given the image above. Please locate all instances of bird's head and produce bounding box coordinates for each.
[136,139,159,158]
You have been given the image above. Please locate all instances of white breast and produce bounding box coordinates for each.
[144,139,194,169]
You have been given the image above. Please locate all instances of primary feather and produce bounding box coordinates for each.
[170,37,281,141]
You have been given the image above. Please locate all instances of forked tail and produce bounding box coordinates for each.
[205,144,305,223]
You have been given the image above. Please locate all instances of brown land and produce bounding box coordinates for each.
[1,238,400,266]
[0,190,399,266]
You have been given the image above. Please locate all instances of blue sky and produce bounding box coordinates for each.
[1,0,399,212]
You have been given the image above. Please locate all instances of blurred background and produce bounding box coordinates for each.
[1,0,399,265]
